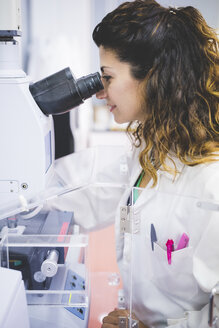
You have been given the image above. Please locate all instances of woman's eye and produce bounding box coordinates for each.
[102,75,111,82]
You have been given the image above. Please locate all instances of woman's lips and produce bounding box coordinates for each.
[109,105,116,112]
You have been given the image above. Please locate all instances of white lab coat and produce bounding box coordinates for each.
[48,145,219,328]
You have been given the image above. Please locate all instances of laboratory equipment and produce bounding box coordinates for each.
[0,213,90,328]
[0,0,137,327]
[209,283,219,327]
[0,0,100,327]
[0,0,103,216]
[0,267,30,328]
[29,67,103,115]
[0,211,74,290]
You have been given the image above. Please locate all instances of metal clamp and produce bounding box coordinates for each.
[120,206,140,234]
[209,283,219,327]
[119,316,139,328]
[120,206,131,233]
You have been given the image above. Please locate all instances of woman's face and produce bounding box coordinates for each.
[96,46,144,124]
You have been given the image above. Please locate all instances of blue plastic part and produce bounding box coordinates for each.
[64,270,86,320]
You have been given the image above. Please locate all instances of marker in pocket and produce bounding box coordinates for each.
[176,233,189,250]
[166,239,174,265]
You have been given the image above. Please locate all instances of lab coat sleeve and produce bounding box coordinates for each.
[46,145,131,231]
[167,167,219,327]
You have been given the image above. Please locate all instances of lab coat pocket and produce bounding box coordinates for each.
[151,242,198,300]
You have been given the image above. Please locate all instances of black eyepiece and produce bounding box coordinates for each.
[29,67,103,115]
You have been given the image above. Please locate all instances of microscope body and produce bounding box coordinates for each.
[0,41,54,208]
[0,2,99,327]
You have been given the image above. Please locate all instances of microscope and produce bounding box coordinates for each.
[0,5,102,216]
[0,1,103,327]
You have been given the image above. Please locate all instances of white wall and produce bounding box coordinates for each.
[24,0,94,151]
[28,0,92,78]
[157,0,219,30]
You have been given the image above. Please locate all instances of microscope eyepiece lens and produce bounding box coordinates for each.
[29,68,104,115]
[76,73,103,100]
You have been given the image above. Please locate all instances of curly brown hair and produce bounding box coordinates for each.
[93,0,219,186]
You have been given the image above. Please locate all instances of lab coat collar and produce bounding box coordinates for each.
[158,155,185,182]
[129,153,185,210]
[130,146,185,187]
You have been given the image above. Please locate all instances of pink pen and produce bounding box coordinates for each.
[166,239,174,265]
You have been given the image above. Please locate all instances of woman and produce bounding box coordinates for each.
[51,0,219,326]
[92,2,219,325]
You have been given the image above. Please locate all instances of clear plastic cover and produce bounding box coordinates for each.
[0,145,130,221]
[0,145,134,327]
[47,182,132,327]
[0,169,73,221]
[0,216,89,307]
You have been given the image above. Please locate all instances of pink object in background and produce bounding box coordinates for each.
[88,224,122,328]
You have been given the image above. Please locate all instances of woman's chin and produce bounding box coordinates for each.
[113,115,129,125]
[114,119,126,125]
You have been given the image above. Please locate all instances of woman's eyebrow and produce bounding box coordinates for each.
[100,66,112,72]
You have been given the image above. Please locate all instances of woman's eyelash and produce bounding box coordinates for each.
[102,75,111,81]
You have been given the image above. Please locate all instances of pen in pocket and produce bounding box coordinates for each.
[150,223,157,251]
[176,233,189,250]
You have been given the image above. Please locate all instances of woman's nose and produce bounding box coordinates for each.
[96,88,107,99]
